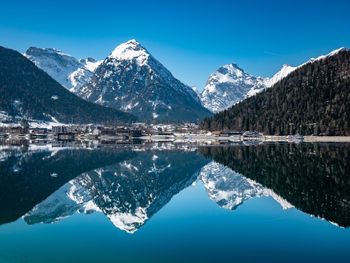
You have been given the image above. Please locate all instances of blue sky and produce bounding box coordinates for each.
[1,0,349,90]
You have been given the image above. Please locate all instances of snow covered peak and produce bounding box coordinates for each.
[199,47,349,113]
[265,64,297,87]
[330,47,349,54]
[308,47,349,63]
[79,40,209,122]
[322,47,348,58]
[200,63,267,112]
[264,47,349,88]
[204,63,249,94]
[110,39,149,65]
[199,60,301,113]
[25,47,79,66]
[26,47,70,57]
[79,57,103,72]
[25,47,99,92]
[217,63,245,77]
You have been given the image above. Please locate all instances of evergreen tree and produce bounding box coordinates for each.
[200,49,350,136]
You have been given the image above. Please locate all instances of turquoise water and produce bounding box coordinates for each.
[0,143,349,263]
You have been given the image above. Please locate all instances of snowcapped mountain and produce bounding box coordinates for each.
[200,63,299,113]
[199,48,348,114]
[200,161,293,210]
[200,47,350,133]
[307,47,349,63]
[0,46,135,124]
[77,39,211,122]
[79,57,102,72]
[200,64,267,113]
[24,47,101,92]
[265,64,297,87]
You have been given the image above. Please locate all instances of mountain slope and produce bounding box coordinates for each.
[200,64,267,113]
[200,48,350,135]
[200,63,298,113]
[265,64,297,87]
[24,47,101,92]
[0,46,136,124]
[77,40,212,122]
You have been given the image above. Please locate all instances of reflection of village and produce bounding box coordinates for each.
[0,120,304,144]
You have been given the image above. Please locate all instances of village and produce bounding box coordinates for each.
[0,120,308,145]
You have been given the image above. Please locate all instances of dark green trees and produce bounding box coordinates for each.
[0,46,136,124]
[200,49,350,135]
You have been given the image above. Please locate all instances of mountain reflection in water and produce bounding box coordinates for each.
[200,143,350,227]
[0,142,349,233]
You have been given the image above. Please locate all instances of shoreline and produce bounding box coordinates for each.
[265,135,350,143]
[2,133,350,144]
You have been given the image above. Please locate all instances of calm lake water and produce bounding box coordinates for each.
[0,142,349,263]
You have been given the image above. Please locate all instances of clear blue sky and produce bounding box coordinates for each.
[1,0,349,90]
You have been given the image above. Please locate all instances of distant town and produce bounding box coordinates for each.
[0,120,314,146]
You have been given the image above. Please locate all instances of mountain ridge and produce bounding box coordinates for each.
[24,47,102,92]
[200,63,267,113]
[77,39,211,122]
[199,62,299,113]
[200,48,350,135]
[0,46,136,124]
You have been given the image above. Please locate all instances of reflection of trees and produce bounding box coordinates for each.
[0,147,135,225]
[0,146,208,233]
[200,143,350,227]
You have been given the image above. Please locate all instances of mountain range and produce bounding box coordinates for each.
[25,40,211,123]
[200,48,350,135]
[0,46,135,124]
[1,40,348,126]
[199,63,297,113]
[25,40,299,116]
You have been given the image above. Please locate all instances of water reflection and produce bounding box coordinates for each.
[0,142,349,233]
[0,144,135,225]
[25,147,208,233]
[199,161,293,210]
[199,143,350,227]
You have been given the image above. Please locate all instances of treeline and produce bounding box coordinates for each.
[200,49,350,135]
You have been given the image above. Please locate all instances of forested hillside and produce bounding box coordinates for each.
[200,49,350,135]
[0,46,136,124]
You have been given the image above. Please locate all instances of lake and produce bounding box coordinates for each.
[0,142,349,263]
